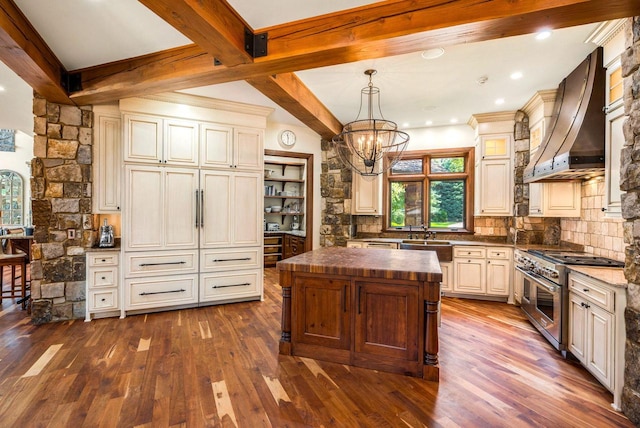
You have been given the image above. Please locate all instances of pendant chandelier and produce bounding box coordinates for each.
[332,69,409,177]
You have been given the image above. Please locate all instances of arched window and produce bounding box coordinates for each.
[0,170,23,225]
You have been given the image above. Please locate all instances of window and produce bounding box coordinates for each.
[0,170,23,225]
[384,148,474,232]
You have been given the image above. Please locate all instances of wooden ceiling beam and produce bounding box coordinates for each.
[0,0,70,104]
[246,73,342,139]
[138,0,253,66]
[70,0,640,107]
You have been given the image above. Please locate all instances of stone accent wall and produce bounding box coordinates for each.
[560,178,624,261]
[621,17,640,425]
[29,94,93,324]
[320,140,353,246]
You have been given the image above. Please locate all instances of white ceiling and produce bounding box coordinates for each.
[0,1,604,135]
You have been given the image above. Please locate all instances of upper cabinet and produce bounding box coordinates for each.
[123,114,198,166]
[529,181,581,217]
[604,58,624,217]
[352,173,382,215]
[479,135,511,160]
[93,105,122,213]
[200,123,263,171]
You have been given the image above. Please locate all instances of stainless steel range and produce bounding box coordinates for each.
[514,249,624,354]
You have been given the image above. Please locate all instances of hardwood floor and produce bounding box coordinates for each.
[0,267,632,427]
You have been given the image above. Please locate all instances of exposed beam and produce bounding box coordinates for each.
[246,73,342,139]
[138,0,253,66]
[71,0,640,107]
[0,0,70,104]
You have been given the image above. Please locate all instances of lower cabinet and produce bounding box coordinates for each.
[568,271,626,411]
[439,262,452,293]
[283,234,306,259]
[200,270,262,303]
[291,273,423,375]
[451,246,511,299]
[85,251,120,321]
[125,274,198,311]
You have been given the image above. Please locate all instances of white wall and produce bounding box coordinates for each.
[265,122,322,249]
[0,130,33,225]
[405,124,475,150]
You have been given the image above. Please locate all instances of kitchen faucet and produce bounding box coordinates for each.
[408,225,414,239]
[420,225,436,240]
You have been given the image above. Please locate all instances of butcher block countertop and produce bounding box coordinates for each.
[568,266,627,288]
[277,247,442,282]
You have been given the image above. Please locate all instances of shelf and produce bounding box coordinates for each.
[264,178,304,183]
[264,195,304,199]
[265,212,304,216]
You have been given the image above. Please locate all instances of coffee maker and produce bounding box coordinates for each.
[98,219,114,248]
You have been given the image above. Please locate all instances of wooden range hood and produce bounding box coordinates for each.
[524,47,606,183]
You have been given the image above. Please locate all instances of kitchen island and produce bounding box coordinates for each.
[277,247,442,381]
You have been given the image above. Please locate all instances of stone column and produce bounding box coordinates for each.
[320,139,353,246]
[30,94,92,324]
[621,17,640,425]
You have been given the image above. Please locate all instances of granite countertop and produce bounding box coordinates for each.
[86,245,121,252]
[568,266,627,288]
[350,237,512,248]
[265,230,306,237]
[277,247,442,282]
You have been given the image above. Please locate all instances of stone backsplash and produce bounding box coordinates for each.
[560,178,624,261]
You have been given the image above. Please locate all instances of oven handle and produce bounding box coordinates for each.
[515,266,560,293]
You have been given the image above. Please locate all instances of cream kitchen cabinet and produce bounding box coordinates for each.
[123,114,198,166]
[604,57,624,218]
[125,274,198,311]
[93,106,122,212]
[200,269,262,303]
[200,170,262,248]
[85,251,120,321]
[439,262,453,293]
[352,173,382,215]
[568,271,626,411]
[124,165,198,251]
[452,246,511,298]
[200,123,263,171]
[475,133,513,216]
[528,182,581,217]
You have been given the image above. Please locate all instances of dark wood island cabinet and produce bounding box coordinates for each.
[277,247,442,381]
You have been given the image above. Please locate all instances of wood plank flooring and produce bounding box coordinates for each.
[0,267,632,427]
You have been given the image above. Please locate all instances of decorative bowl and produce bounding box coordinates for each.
[271,205,282,213]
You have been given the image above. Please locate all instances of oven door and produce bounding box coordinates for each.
[516,267,563,349]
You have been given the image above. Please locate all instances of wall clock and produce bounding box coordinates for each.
[279,130,296,147]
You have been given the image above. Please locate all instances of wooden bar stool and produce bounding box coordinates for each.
[0,253,28,309]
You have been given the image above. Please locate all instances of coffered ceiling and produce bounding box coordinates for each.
[1,1,639,138]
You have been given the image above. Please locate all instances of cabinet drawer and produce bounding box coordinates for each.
[487,248,512,260]
[88,289,118,311]
[454,246,486,259]
[569,273,614,312]
[125,250,198,277]
[89,267,118,288]
[200,270,262,302]
[126,275,197,309]
[200,248,260,271]
[363,242,398,249]
[88,253,119,267]
[264,236,282,245]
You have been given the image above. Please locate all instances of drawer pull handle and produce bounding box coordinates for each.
[139,261,187,267]
[212,283,251,289]
[583,288,589,292]
[101,298,106,302]
[101,277,106,280]
[140,289,186,296]
[101,259,106,262]
[213,258,251,262]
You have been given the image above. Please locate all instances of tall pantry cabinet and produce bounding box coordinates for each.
[118,95,272,314]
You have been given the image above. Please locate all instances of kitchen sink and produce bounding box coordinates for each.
[401,239,450,245]
[399,242,453,262]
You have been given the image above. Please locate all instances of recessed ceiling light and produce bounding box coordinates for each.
[425,120,433,126]
[421,48,445,60]
[450,118,458,124]
[402,122,410,128]
[495,98,505,105]
[535,30,552,40]
[510,71,523,80]
[0,86,5,92]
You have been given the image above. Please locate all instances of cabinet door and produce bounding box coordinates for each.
[164,119,198,166]
[124,114,163,163]
[587,304,614,390]
[478,160,511,215]
[164,168,198,249]
[605,104,624,217]
[440,262,452,293]
[293,275,350,350]
[529,183,543,216]
[234,128,263,171]
[355,281,419,361]
[353,173,381,215]
[232,172,262,246]
[200,122,233,168]
[486,259,510,296]
[125,166,163,251]
[544,182,581,217]
[453,259,486,293]
[480,135,511,159]
[569,293,588,364]
[94,112,121,212]
[200,170,232,247]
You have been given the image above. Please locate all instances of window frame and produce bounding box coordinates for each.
[382,147,474,233]
[0,170,24,226]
